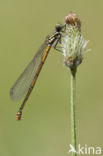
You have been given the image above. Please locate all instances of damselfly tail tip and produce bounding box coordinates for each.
[16,111,22,120]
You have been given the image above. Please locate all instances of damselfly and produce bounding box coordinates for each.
[10,24,65,120]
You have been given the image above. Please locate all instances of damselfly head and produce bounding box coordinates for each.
[55,23,64,32]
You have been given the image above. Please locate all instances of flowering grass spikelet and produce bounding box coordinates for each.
[62,13,89,74]
[62,13,90,156]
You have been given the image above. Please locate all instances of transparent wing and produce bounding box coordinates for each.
[10,41,48,101]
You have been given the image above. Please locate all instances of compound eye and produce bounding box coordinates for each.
[55,24,62,32]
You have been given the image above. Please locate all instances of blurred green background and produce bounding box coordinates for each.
[0,0,103,156]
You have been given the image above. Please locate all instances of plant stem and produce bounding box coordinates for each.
[71,70,77,156]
